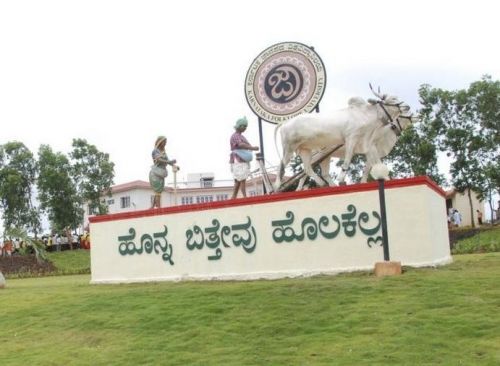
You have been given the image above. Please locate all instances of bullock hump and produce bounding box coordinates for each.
[348,97,367,108]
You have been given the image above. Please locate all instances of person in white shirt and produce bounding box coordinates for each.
[453,209,462,227]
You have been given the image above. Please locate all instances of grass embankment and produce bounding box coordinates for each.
[451,224,500,254]
[1,253,499,365]
[47,249,91,275]
[0,249,91,279]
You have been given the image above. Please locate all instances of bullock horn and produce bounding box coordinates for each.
[369,83,385,100]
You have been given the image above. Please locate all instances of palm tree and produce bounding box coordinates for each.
[5,227,48,263]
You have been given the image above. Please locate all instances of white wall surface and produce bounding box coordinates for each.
[90,178,452,284]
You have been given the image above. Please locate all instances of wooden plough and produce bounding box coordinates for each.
[256,144,344,193]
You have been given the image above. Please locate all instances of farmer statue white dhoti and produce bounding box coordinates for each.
[229,117,259,199]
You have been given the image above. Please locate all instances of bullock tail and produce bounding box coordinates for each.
[273,122,285,182]
[273,121,283,163]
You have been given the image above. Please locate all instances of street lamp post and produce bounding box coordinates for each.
[370,163,401,276]
[378,177,390,261]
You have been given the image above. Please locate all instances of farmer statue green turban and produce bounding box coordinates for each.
[234,116,248,129]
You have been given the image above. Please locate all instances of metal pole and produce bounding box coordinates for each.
[173,166,178,206]
[378,178,390,261]
[257,117,265,161]
[256,152,274,194]
[257,117,267,194]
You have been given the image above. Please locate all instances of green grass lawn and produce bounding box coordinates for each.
[1,253,499,366]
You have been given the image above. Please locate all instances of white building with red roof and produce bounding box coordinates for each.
[84,173,274,228]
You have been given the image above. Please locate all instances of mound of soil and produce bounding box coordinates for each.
[0,255,56,276]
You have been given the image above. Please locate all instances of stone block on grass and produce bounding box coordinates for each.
[374,261,402,277]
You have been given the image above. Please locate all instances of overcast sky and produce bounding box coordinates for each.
[1,0,499,187]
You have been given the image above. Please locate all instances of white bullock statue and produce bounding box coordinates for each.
[274,85,414,190]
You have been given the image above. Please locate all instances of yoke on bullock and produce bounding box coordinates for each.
[271,84,415,191]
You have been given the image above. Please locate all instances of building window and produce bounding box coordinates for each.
[107,199,115,205]
[196,195,213,203]
[201,178,214,188]
[120,196,131,208]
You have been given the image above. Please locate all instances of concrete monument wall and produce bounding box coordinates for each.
[90,176,451,284]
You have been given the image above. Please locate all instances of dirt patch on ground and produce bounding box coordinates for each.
[0,255,56,276]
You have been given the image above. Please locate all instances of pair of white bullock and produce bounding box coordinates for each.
[273,86,416,190]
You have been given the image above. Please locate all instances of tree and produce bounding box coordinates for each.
[0,142,40,235]
[70,139,115,215]
[465,76,500,223]
[384,84,446,186]
[424,76,500,226]
[37,145,82,248]
[5,227,47,263]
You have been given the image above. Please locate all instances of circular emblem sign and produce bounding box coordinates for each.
[245,42,326,124]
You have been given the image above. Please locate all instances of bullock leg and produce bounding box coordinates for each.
[296,176,307,191]
[361,163,371,183]
[363,150,381,182]
[296,154,332,190]
[318,155,335,186]
[274,148,293,190]
[337,142,355,185]
[299,148,328,187]
[296,166,329,190]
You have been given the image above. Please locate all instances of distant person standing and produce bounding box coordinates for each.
[476,209,483,225]
[453,209,462,227]
[447,207,454,228]
[4,240,13,256]
[149,136,177,208]
[229,117,259,199]
[13,238,20,253]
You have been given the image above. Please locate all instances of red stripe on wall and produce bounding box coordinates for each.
[89,176,445,223]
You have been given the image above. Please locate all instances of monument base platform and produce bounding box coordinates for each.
[89,176,452,284]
